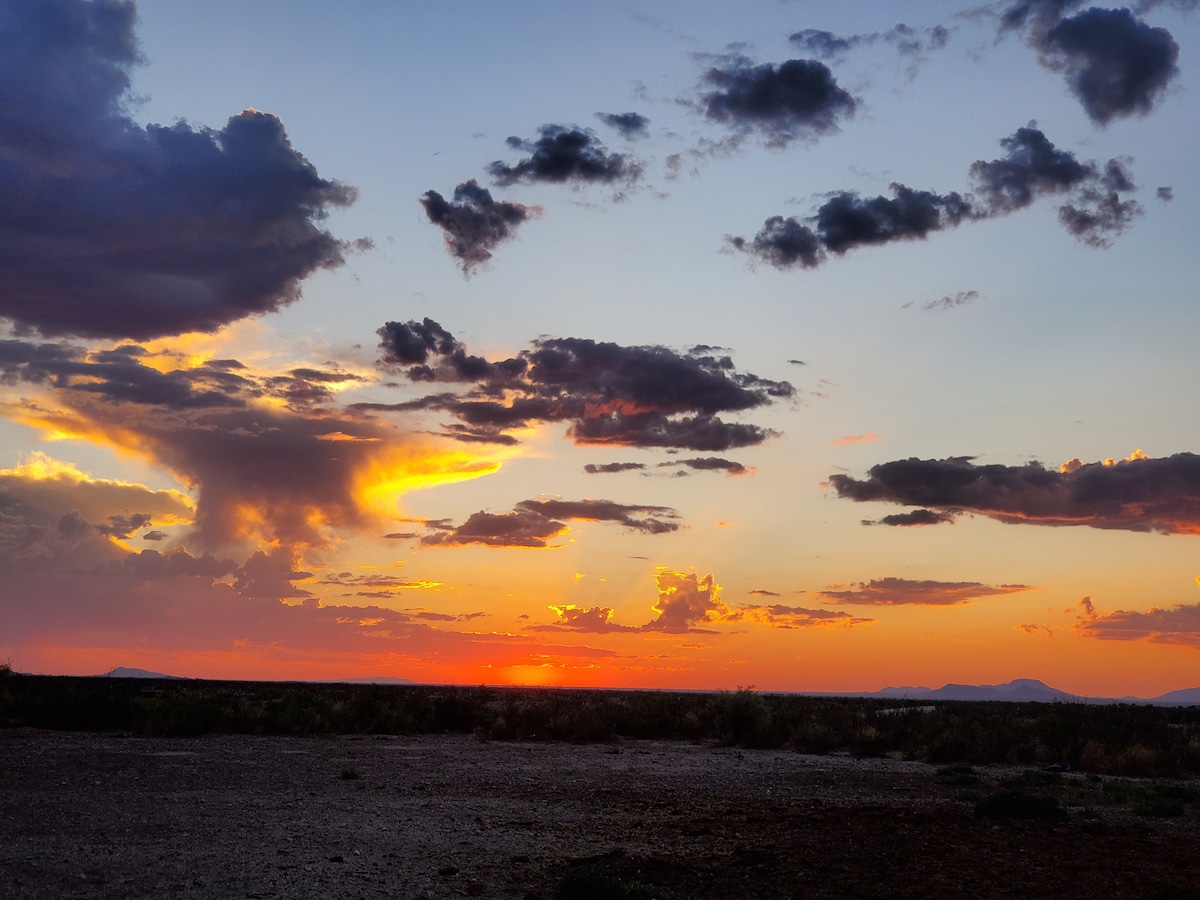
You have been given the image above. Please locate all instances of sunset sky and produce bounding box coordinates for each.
[2,0,1199,697]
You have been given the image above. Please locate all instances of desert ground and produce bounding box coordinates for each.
[2,728,1198,899]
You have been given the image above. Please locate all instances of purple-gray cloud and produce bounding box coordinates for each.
[487,125,641,187]
[831,452,1200,535]
[729,125,1142,268]
[1001,2,1180,125]
[0,0,359,339]
[697,57,857,146]
[364,320,795,452]
[419,180,540,275]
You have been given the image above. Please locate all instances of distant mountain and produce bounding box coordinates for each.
[101,666,186,680]
[867,679,1091,703]
[1150,686,1200,706]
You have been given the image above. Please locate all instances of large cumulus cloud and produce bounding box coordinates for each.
[0,0,359,340]
[1001,1,1180,124]
[1,337,500,551]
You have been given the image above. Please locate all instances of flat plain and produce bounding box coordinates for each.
[3,728,1199,899]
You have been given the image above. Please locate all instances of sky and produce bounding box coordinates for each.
[2,0,1199,696]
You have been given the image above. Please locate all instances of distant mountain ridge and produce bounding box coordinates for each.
[101,666,186,680]
[98,667,414,686]
[92,669,1198,704]
[858,678,1191,705]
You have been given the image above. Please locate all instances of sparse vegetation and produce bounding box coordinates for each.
[1,676,1198,776]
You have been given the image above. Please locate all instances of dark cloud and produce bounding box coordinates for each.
[727,216,825,269]
[116,548,237,581]
[730,126,1142,267]
[419,180,540,275]
[487,125,641,187]
[595,112,650,139]
[365,321,794,452]
[818,577,1031,606]
[1075,599,1200,647]
[657,457,749,476]
[831,451,1200,535]
[233,547,313,600]
[789,24,950,61]
[1157,186,1174,201]
[0,0,359,340]
[815,185,974,254]
[968,130,1141,245]
[142,530,168,542]
[0,338,365,414]
[420,498,679,548]
[584,462,647,474]
[749,589,781,597]
[1002,3,1180,125]
[697,58,857,146]
[870,508,959,527]
[377,319,461,366]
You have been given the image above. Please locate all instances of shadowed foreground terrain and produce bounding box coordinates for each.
[3,728,1200,899]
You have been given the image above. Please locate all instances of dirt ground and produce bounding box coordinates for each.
[2,728,1199,899]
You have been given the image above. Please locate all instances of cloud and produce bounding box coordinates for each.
[729,125,1142,268]
[420,499,680,548]
[868,509,959,527]
[3,341,504,551]
[584,462,647,474]
[1157,186,1174,202]
[1002,2,1180,125]
[831,450,1200,535]
[740,603,874,628]
[487,125,641,187]
[0,339,365,413]
[530,604,642,633]
[1075,600,1200,647]
[111,548,234,580]
[657,457,749,476]
[789,24,950,61]
[596,112,650,139]
[0,0,359,340]
[919,290,979,312]
[696,57,857,146]
[419,180,541,275]
[817,577,1031,606]
[364,320,795,452]
[0,453,194,566]
[642,571,729,633]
